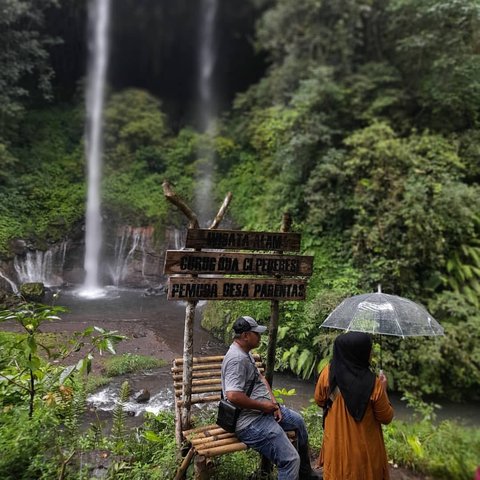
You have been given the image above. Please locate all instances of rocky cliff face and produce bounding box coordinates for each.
[0,224,187,293]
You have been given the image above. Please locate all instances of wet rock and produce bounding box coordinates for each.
[9,238,27,255]
[0,289,20,309]
[71,450,127,479]
[134,388,150,403]
[142,285,165,296]
[0,278,13,295]
[132,331,147,338]
[20,282,45,302]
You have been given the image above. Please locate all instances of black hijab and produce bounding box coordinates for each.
[329,332,376,422]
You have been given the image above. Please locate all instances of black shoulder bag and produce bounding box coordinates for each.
[217,365,258,433]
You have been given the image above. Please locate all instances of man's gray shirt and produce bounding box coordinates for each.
[221,343,271,431]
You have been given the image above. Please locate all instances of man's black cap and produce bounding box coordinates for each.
[233,316,267,334]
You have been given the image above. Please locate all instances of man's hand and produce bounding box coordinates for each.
[273,403,282,422]
[227,392,281,417]
[260,400,279,415]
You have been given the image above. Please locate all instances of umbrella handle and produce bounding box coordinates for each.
[380,335,383,370]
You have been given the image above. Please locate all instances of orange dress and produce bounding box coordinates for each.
[314,365,394,480]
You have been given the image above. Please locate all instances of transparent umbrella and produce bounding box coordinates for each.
[321,286,444,338]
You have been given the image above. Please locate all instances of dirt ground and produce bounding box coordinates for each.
[312,463,429,479]
[1,317,432,480]
[0,317,176,373]
[389,465,430,480]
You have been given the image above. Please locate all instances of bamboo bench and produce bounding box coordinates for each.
[172,354,296,479]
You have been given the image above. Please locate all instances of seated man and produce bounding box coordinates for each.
[221,315,321,480]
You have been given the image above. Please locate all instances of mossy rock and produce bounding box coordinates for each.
[0,287,22,309]
[20,282,45,302]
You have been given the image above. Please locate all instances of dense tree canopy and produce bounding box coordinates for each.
[0,0,59,127]
[0,0,479,399]
[213,0,480,398]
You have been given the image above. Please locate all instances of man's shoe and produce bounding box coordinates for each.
[298,445,323,479]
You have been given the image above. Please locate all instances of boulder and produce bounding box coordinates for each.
[20,282,45,302]
[134,388,151,403]
[9,238,27,255]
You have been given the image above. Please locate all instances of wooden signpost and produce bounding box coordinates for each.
[168,277,307,300]
[185,228,301,251]
[166,228,312,302]
[166,223,313,477]
[164,251,313,276]
[162,182,313,478]
[165,226,313,379]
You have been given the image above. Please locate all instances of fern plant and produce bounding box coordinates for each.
[111,381,131,453]
[443,240,480,308]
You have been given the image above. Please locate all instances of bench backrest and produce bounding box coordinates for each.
[172,354,264,408]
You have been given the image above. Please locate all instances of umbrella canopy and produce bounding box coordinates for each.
[321,290,444,338]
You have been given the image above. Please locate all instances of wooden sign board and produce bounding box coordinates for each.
[185,228,301,252]
[168,277,307,301]
[164,251,313,276]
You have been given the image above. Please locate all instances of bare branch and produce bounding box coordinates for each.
[209,192,233,230]
[162,180,199,229]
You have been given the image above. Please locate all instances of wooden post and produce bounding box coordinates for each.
[174,447,195,480]
[181,300,197,432]
[262,212,292,475]
[193,455,211,480]
[175,402,183,447]
[265,212,292,387]
[163,181,232,440]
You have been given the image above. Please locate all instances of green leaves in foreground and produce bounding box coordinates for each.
[0,302,126,415]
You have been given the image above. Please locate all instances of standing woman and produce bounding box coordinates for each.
[314,332,394,480]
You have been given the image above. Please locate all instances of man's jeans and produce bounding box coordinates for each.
[236,406,308,480]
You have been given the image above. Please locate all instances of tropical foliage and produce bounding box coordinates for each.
[1,0,480,477]
[206,0,480,402]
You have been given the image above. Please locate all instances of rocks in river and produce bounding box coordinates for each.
[20,282,45,301]
[142,285,165,296]
[134,388,150,403]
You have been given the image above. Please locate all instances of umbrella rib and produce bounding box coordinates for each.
[385,295,405,338]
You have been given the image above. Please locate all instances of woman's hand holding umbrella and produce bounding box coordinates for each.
[379,369,388,390]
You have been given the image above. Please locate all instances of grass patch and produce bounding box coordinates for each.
[84,354,167,393]
[101,353,167,377]
[384,419,480,479]
[85,374,111,393]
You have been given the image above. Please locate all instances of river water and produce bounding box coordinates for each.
[50,287,479,427]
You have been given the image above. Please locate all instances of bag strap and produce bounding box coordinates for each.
[245,370,257,397]
[245,355,259,397]
[221,356,258,400]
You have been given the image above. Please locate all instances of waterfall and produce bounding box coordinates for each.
[195,0,219,225]
[13,242,68,287]
[173,228,186,250]
[0,270,18,294]
[81,0,111,298]
[198,0,218,133]
[108,227,152,287]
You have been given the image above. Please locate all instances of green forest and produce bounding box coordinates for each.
[1,0,480,479]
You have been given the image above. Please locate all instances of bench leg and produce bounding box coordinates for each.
[174,447,195,480]
[194,454,213,480]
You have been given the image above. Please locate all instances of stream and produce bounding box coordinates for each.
[48,287,480,428]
